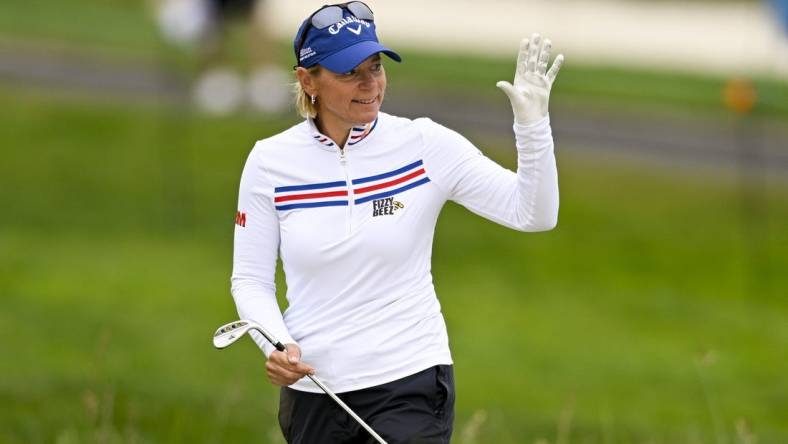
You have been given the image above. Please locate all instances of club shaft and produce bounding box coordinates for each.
[306,374,388,444]
[248,325,387,444]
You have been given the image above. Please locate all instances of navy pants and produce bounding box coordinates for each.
[278,365,455,444]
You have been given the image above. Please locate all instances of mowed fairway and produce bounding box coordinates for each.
[1,87,786,443]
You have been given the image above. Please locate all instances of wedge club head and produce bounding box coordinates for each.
[213,319,286,351]
[213,320,253,349]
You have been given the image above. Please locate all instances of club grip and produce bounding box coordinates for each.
[274,342,286,352]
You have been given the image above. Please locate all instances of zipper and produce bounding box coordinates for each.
[339,148,354,235]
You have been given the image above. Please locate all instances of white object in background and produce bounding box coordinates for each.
[157,0,212,47]
[248,65,291,113]
[193,68,244,115]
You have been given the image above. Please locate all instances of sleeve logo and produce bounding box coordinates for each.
[235,211,246,227]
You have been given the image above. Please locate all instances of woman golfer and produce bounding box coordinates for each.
[231,2,563,442]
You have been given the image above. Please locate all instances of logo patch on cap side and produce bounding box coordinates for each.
[300,47,316,62]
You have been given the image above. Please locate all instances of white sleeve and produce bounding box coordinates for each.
[230,145,295,357]
[420,116,559,231]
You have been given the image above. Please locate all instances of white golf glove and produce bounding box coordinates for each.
[497,33,564,125]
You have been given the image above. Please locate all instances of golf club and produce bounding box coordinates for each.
[213,319,388,444]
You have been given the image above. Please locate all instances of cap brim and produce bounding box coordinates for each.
[318,40,401,73]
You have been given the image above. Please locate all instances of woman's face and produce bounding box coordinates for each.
[312,54,387,128]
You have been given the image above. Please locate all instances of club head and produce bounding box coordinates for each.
[213,320,252,349]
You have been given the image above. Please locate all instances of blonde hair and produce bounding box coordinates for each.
[293,66,321,119]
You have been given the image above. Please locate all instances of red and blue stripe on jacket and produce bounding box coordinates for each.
[274,160,430,211]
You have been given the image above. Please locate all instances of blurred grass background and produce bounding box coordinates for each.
[1,0,787,443]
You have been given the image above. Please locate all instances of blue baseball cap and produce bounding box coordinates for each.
[293,6,401,74]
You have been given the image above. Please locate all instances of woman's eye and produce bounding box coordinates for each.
[371,63,382,72]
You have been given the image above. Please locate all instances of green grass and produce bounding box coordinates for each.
[1,84,787,443]
[0,0,161,57]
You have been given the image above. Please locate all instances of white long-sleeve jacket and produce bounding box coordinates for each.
[231,111,558,393]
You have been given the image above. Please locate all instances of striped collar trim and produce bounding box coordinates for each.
[307,117,378,149]
[347,118,378,146]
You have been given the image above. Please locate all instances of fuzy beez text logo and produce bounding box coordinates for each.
[372,197,403,217]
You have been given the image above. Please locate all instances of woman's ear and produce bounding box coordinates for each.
[295,67,318,97]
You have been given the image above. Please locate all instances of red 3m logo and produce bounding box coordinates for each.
[235,211,247,227]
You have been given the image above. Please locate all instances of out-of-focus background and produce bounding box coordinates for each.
[1,0,786,442]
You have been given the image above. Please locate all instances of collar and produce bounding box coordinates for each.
[307,117,378,150]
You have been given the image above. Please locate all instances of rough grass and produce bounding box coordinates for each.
[1,86,787,443]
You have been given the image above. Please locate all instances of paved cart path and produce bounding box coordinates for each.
[1,47,786,175]
[262,0,788,77]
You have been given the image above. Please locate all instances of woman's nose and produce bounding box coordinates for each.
[358,71,376,87]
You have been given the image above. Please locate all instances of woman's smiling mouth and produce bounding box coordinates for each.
[352,97,377,104]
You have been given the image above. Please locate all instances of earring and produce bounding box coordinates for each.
[310,95,316,105]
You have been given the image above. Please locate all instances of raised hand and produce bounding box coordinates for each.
[496,33,564,125]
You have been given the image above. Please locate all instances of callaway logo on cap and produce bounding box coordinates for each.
[293,2,401,73]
